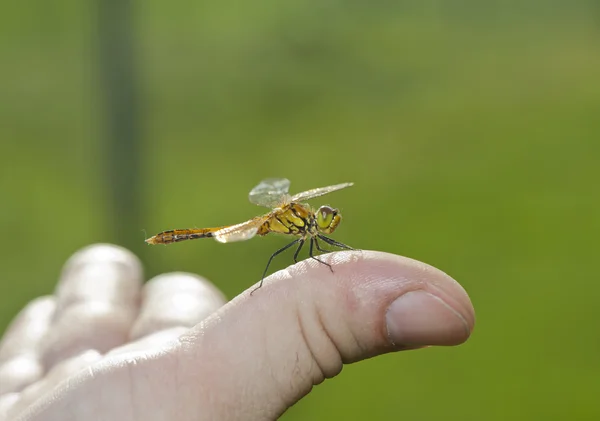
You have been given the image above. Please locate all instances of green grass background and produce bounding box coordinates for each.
[1,1,599,419]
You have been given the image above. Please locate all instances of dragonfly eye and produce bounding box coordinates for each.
[316,206,341,234]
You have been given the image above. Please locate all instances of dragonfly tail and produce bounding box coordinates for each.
[145,227,225,245]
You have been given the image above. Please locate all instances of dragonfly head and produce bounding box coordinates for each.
[316,205,342,234]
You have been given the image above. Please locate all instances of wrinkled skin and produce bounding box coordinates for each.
[0,244,474,421]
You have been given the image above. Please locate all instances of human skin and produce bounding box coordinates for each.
[0,244,475,421]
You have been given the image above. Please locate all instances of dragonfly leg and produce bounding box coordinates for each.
[292,238,305,264]
[313,236,331,254]
[252,238,302,295]
[309,237,333,272]
[317,234,356,251]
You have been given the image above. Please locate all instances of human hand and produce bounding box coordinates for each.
[0,244,474,421]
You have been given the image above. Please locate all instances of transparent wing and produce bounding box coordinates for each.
[290,182,354,203]
[248,178,291,208]
[212,215,268,243]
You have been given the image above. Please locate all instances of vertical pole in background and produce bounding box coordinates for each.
[96,0,142,254]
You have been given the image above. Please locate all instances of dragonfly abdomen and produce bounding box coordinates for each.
[145,227,224,244]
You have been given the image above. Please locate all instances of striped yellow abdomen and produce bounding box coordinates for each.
[145,227,226,244]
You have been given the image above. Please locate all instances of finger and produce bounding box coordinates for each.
[6,350,102,420]
[129,273,226,340]
[0,356,44,396]
[40,244,143,369]
[171,251,475,420]
[0,297,55,363]
[0,393,19,420]
[108,327,189,356]
[55,243,143,312]
[0,297,55,395]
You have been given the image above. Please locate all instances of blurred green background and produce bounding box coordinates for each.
[1,1,599,419]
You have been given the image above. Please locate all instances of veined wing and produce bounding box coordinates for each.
[213,215,269,243]
[248,178,291,208]
[290,182,353,203]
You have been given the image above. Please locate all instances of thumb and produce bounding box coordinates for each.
[175,251,475,420]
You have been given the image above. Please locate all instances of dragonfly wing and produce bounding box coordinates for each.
[248,178,291,208]
[213,216,267,243]
[290,182,354,203]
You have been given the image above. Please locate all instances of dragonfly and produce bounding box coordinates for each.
[145,178,356,292]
